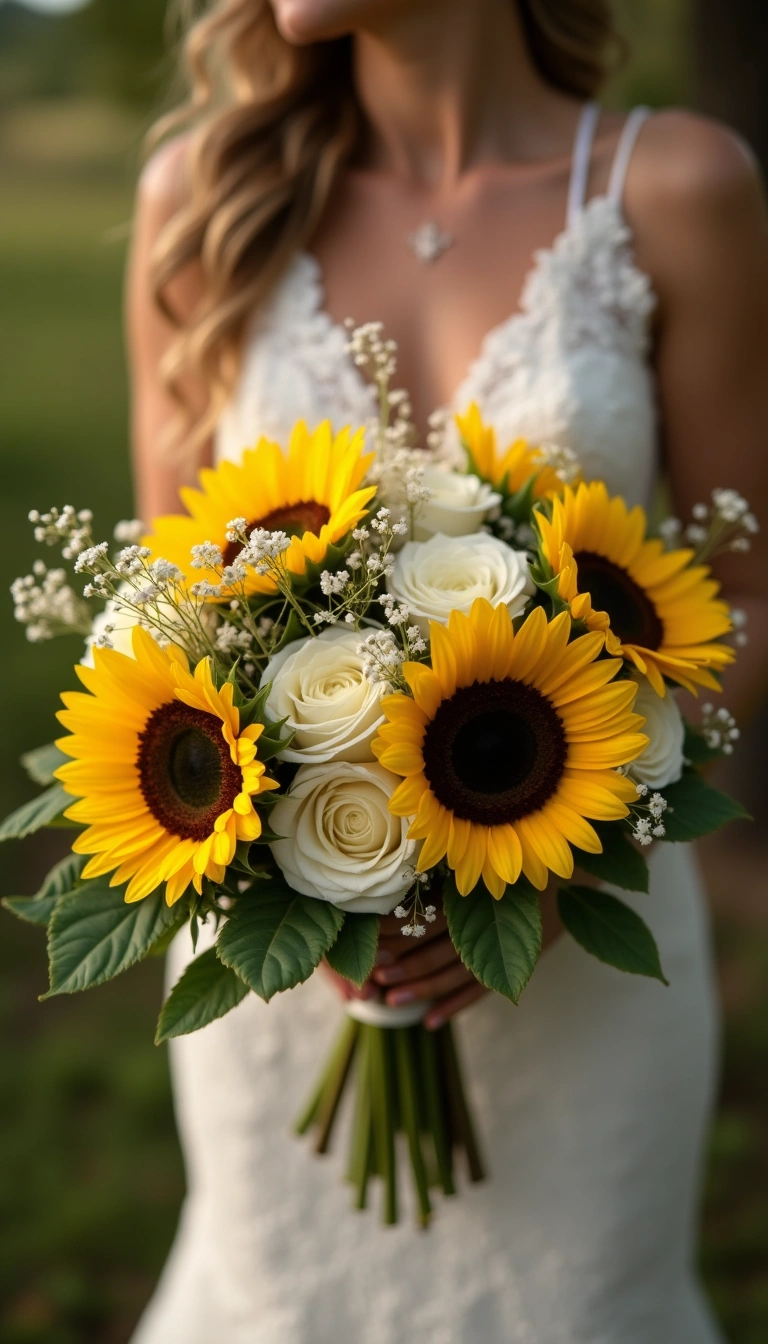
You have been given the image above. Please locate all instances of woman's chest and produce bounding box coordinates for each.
[216,197,659,507]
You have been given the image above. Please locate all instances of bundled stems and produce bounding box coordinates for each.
[296,1017,485,1227]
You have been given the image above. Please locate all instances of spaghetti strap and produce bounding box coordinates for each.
[607,106,651,208]
[566,101,601,227]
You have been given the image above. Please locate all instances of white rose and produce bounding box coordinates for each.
[389,532,534,637]
[270,761,417,913]
[261,628,385,763]
[630,673,685,788]
[414,467,502,540]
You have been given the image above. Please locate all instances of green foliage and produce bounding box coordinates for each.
[443,875,541,1003]
[0,783,70,842]
[155,947,250,1044]
[557,885,667,983]
[21,740,68,787]
[662,771,750,842]
[2,852,86,927]
[574,823,649,892]
[325,913,380,988]
[45,881,184,997]
[216,881,344,1001]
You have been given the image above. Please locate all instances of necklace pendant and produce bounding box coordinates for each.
[407,220,454,265]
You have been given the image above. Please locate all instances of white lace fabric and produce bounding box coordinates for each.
[132,109,726,1344]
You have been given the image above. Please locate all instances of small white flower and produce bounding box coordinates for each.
[190,541,224,570]
[150,558,183,585]
[73,542,109,574]
[225,517,248,541]
[113,519,145,544]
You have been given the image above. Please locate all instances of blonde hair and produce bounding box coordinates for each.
[150,0,623,449]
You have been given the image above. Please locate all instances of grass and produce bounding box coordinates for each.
[0,161,183,1343]
[0,139,766,1343]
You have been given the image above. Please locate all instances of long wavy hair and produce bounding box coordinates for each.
[150,0,624,449]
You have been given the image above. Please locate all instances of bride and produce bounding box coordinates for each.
[127,1,768,1340]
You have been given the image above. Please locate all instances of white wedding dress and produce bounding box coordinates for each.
[133,105,725,1344]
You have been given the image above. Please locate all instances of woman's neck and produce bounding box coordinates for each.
[353,0,577,188]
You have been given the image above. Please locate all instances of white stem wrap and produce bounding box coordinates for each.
[345,998,432,1028]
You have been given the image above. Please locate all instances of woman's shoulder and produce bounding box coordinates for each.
[136,132,195,226]
[634,108,759,205]
[625,108,767,295]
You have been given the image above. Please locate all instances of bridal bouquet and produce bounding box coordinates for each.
[4,324,753,1226]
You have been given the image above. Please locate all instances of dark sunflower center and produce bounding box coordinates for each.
[422,679,567,826]
[573,550,663,649]
[222,500,330,567]
[137,702,242,841]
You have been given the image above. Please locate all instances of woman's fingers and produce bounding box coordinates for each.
[372,931,458,985]
[383,956,475,1007]
[318,959,377,1002]
[423,980,487,1030]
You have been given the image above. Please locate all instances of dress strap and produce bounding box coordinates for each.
[607,106,651,208]
[566,101,601,228]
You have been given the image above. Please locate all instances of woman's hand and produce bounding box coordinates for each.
[372,909,486,1030]
[320,881,566,1029]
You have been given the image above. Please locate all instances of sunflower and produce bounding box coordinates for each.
[455,402,567,499]
[145,420,376,598]
[55,627,278,904]
[536,481,734,696]
[372,599,646,898]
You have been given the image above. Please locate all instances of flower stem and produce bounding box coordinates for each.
[395,1027,432,1227]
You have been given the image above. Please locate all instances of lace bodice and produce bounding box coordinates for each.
[217,199,658,508]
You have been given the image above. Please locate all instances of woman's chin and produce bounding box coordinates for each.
[270,0,386,45]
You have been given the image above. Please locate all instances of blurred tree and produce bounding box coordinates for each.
[692,0,768,173]
[68,0,168,105]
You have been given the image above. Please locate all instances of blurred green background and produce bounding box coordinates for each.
[0,1,766,1340]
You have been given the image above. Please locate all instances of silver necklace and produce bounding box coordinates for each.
[407,220,454,264]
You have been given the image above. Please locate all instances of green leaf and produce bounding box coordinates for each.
[683,722,724,767]
[574,823,649,893]
[557,885,667,983]
[255,720,294,762]
[155,947,250,1043]
[21,742,68,786]
[325,913,379,987]
[2,853,86,927]
[216,881,344,1001]
[443,875,541,1003]
[0,783,70,842]
[44,880,182,997]
[661,771,749,842]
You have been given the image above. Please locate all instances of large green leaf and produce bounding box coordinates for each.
[324,913,379,988]
[0,783,70,842]
[573,823,649,893]
[661,771,749,842]
[45,880,183,996]
[216,882,344,1001]
[557,885,667,983]
[21,742,68,787]
[2,853,86,927]
[155,947,250,1043]
[443,876,541,1003]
